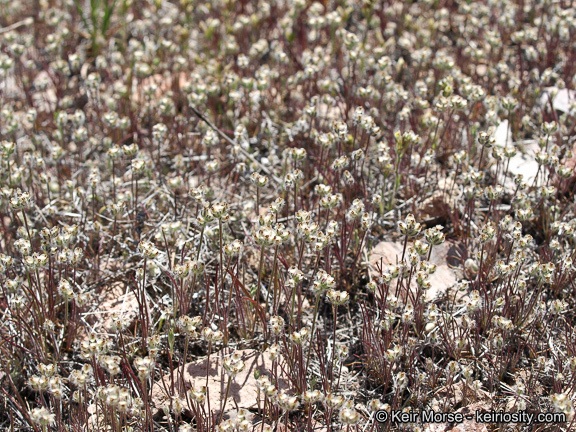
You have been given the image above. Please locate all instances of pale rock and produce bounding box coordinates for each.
[276,421,328,431]
[500,139,540,192]
[369,241,458,302]
[493,118,541,193]
[539,87,576,114]
[563,143,576,169]
[369,241,403,268]
[134,72,188,104]
[0,75,24,99]
[32,71,57,112]
[152,349,288,417]
[424,401,491,432]
[82,282,139,336]
[494,120,512,147]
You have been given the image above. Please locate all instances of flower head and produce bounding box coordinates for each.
[30,407,56,427]
[398,214,422,237]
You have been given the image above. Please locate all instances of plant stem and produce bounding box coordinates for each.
[265,245,278,315]
[21,210,31,240]
[64,299,69,335]
[180,335,189,394]
[401,234,409,262]
[142,257,149,352]
[112,159,116,201]
[251,246,266,335]
[218,376,232,424]
[196,225,205,260]
[330,304,338,391]
[304,294,321,381]
[219,218,224,311]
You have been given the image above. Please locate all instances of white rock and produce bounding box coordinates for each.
[369,241,458,302]
[501,139,540,191]
[152,349,288,417]
[539,87,576,114]
[494,120,512,147]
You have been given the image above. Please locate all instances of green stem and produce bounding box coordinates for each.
[388,148,404,210]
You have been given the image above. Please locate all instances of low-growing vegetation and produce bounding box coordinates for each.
[1,0,576,431]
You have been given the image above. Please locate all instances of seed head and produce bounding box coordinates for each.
[29,375,49,391]
[290,148,307,161]
[340,407,361,425]
[58,279,74,300]
[223,352,246,376]
[189,385,207,403]
[477,131,495,148]
[479,221,496,243]
[342,170,354,185]
[302,390,323,404]
[399,214,422,237]
[211,201,229,219]
[30,407,55,427]
[223,239,242,256]
[332,155,349,171]
[133,356,155,379]
[268,197,285,214]
[325,392,344,409]
[187,260,205,275]
[202,327,223,343]
[269,315,284,335]
[277,391,299,411]
[312,269,335,293]
[254,225,276,247]
[9,189,32,210]
[335,343,349,359]
[326,289,349,306]
[412,240,430,257]
[123,143,139,157]
[178,316,202,336]
[250,172,269,188]
[290,327,310,344]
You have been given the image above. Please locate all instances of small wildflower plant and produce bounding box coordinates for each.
[1,0,576,431]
